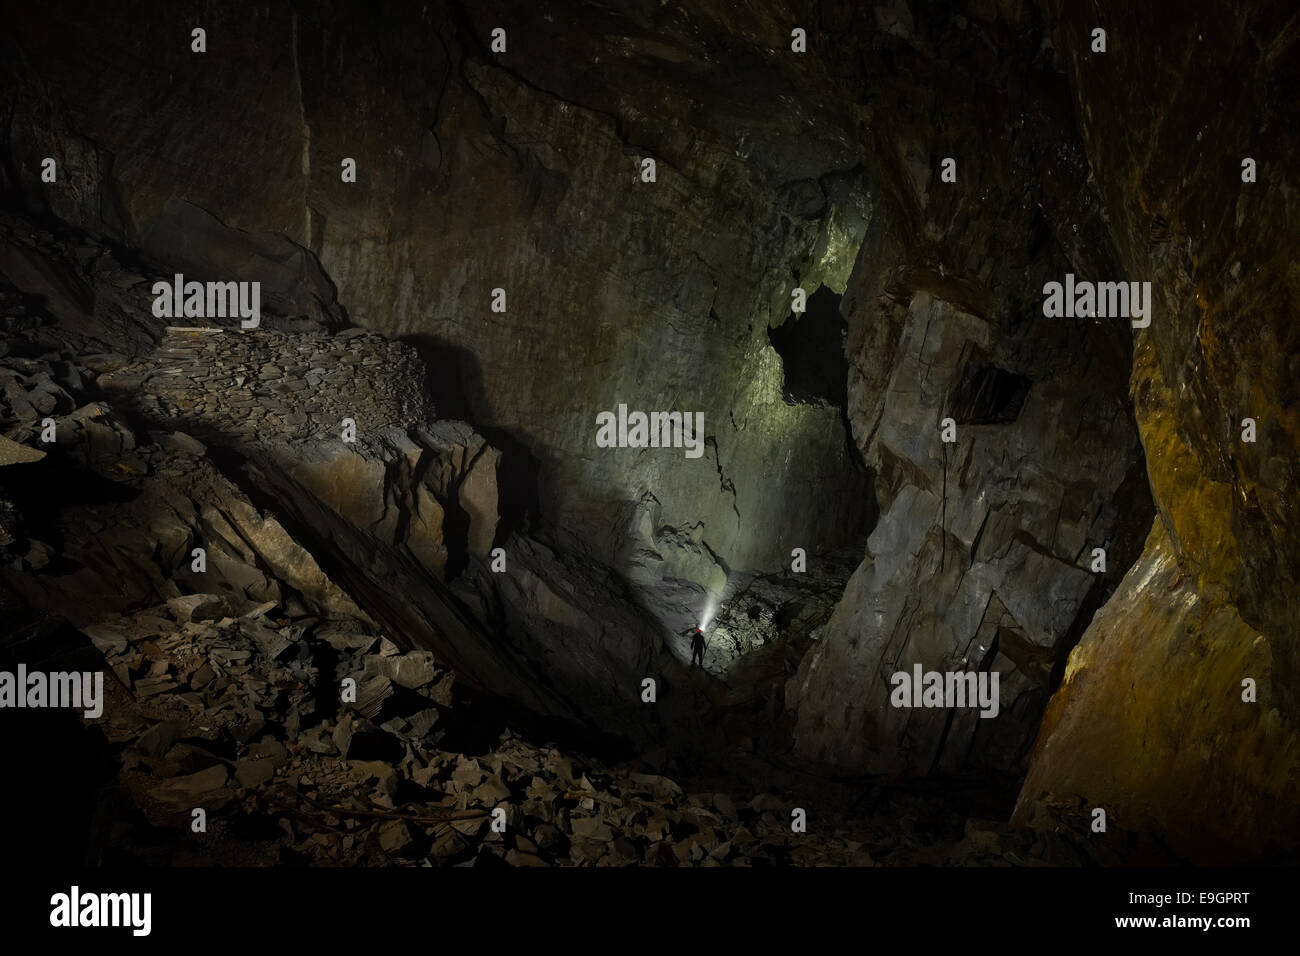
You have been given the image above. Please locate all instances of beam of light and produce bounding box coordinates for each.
[699,594,719,631]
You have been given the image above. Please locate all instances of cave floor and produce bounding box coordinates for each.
[1,596,1153,868]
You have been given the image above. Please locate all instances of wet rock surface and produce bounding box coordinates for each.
[1016,522,1300,862]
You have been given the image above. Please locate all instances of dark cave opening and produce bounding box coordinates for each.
[947,357,1033,425]
[768,284,849,409]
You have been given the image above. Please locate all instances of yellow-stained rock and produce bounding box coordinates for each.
[1015,521,1300,861]
[0,434,46,466]
[289,450,387,530]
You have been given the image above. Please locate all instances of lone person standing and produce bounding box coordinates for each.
[686,626,706,667]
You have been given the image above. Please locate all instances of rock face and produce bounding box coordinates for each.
[2,0,1297,865]
[785,4,1150,776]
[1014,0,1300,859]
[1016,522,1300,861]
[94,325,701,745]
[0,0,1159,775]
[0,212,696,749]
[0,0,875,608]
[1041,1,1300,653]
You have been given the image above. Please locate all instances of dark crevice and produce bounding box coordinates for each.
[767,283,871,481]
[768,284,849,409]
[947,357,1033,425]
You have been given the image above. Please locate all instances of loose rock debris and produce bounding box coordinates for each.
[66,596,1116,867]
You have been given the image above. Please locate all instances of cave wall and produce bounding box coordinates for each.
[783,1,1151,775]
[1015,0,1300,858]
[0,0,876,613]
[1017,520,1300,861]
[3,0,1296,834]
[1,0,1155,769]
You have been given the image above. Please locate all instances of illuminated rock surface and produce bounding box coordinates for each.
[1013,1,1300,860]
[0,0,1296,864]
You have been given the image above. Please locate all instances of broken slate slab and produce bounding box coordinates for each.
[167,594,228,622]
[571,816,614,842]
[242,622,292,659]
[235,757,277,789]
[134,676,180,697]
[133,720,186,758]
[471,775,511,806]
[379,651,437,689]
[378,820,414,854]
[151,765,228,805]
[81,623,130,655]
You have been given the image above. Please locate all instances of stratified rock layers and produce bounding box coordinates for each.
[785,4,1150,776]
[1,0,875,593]
[1017,520,1300,861]
[1016,1,1300,859]
[1,0,1296,857]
